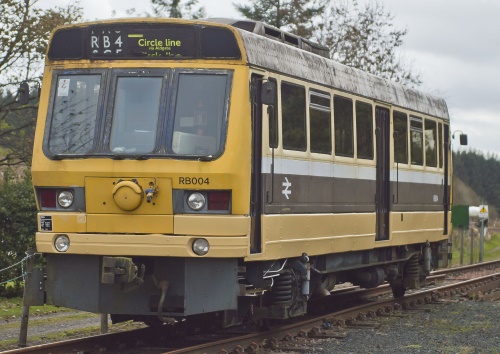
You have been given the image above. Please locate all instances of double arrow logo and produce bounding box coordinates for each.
[282,177,292,200]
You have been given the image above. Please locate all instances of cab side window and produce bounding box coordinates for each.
[393,111,408,164]
[425,119,437,167]
[410,116,423,166]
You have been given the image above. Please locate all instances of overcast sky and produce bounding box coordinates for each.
[37,0,500,156]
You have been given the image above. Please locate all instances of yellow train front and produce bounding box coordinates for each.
[29,18,451,327]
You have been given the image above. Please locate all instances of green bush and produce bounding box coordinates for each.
[1,281,24,298]
[0,170,37,297]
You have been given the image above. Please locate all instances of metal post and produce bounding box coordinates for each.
[459,226,464,266]
[100,314,108,334]
[470,229,474,265]
[18,250,34,347]
[479,219,485,262]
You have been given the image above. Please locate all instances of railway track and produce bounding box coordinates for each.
[3,260,500,354]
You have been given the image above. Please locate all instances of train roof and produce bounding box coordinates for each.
[208,18,450,121]
[46,17,449,121]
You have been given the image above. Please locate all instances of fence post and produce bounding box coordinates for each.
[470,230,474,265]
[459,226,464,266]
[479,219,485,262]
[18,249,34,347]
[100,314,108,334]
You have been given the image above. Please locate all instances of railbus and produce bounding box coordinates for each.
[25,17,457,328]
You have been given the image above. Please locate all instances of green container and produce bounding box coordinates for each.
[452,205,469,228]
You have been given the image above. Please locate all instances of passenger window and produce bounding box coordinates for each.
[309,90,331,154]
[410,116,423,166]
[355,101,373,160]
[438,123,443,168]
[334,96,354,157]
[282,82,306,151]
[393,111,408,164]
[425,119,437,167]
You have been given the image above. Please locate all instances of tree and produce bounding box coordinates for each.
[234,0,421,87]
[0,0,83,168]
[0,170,38,296]
[148,0,206,19]
[453,149,500,220]
[234,0,326,38]
[316,1,421,86]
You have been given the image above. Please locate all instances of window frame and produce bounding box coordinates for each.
[438,122,443,169]
[281,81,307,152]
[103,68,169,155]
[43,69,107,158]
[424,118,438,168]
[334,95,354,158]
[410,115,424,166]
[167,69,233,158]
[355,100,374,160]
[309,89,332,155]
[108,76,164,154]
[393,110,409,165]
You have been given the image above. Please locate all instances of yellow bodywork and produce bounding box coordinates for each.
[32,20,254,258]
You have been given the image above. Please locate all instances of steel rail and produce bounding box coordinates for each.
[165,271,500,354]
[3,262,499,354]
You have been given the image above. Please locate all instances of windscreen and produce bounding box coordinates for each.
[110,77,162,153]
[47,75,101,154]
[44,69,231,159]
[171,74,228,156]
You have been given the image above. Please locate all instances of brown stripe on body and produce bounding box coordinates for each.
[263,173,445,214]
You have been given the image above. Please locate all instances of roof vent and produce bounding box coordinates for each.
[230,20,256,32]
[205,18,330,58]
[264,26,282,40]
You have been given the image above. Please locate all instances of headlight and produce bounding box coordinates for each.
[187,192,206,211]
[54,235,70,252]
[57,190,74,208]
[192,238,209,256]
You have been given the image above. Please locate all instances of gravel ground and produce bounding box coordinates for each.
[0,311,101,342]
[1,299,499,353]
[0,311,145,351]
[289,299,500,354]
[0,311,103,351]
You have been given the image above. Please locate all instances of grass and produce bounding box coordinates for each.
[0,296,69,320]
[1,312,97,330]
[0,321,144,351]
[0,297,144,351]
[484,232,500,257]
[0,298,100,351]
[0,322,103,351]
[450,231,500,266]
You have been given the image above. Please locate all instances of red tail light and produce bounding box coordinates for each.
[41,189,57,208]
[207,191,230,210]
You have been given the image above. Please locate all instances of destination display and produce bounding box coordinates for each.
[89,26,196,58]
[48,24,241,60]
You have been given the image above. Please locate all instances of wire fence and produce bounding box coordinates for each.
[0,252,40,286]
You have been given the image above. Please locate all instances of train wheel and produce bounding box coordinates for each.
[143,317,165,328]
[260,318,279,331]
[390,279,406,298]
[183,313,219,334]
